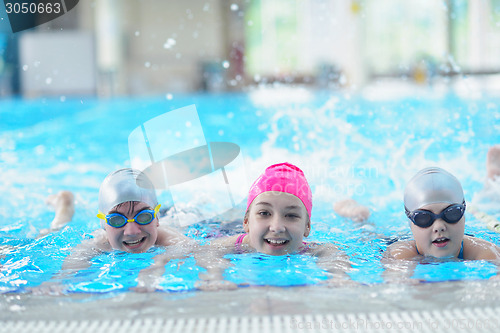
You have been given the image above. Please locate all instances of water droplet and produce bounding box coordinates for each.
[144,62,151,68]
[45,77,52,85]
[22,65,28,71]
[60,96,66,102]
[185,121,192,128]
[222,60,230,69]
[135,31,140,36]
[230,4,239,11]
[166,93,173,100]
[163,38,176,49]
[218,130,224,136]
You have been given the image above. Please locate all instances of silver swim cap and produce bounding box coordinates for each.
[98,168,158,214]
[404,167,464,212]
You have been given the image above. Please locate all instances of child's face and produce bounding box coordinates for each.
[410,202,465,258]
[244,191,310,256]
[104,201,159,253]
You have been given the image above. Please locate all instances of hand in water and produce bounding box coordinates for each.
[333,199,370,222]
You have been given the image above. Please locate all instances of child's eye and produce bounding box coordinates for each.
[258,211,271,217]
[285,214,300,219]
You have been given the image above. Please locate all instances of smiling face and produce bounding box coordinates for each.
[243,191,311,256]
[104,201,159,253]
[410,202,465,258]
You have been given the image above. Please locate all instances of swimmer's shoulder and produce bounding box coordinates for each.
[209,234,241,248]
[61,230,108,270]
[384,240,419,260]
[78,229,111,253]
[463,235,500,261]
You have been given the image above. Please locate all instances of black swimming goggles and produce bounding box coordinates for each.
[405,201,466,228]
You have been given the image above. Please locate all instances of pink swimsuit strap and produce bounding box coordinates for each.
[235,233,247,252]
[236,234,247,245]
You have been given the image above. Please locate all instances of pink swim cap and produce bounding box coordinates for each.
[246,162,312,217]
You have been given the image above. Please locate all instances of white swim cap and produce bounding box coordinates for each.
[98,168,158,215]
[404,167,464,212]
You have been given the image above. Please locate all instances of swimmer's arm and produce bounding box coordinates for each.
[156,226,193,246]
[384,240,419,260]
[134,247,191,292]
[38,191,75,238]
[382,241,419,283]
[311,243,353,284]
[31,235,105,295]
[135,227,197,292]
[333,199,370,222]
[59,231,110,273]
[207,235,241,249]
[195,234,242,277]
[60,242,102,271]
[193,240,239,291]
[381,257,418,284]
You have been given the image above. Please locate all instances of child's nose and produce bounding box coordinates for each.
[432,218,447,232]
[123,221,141,235]
[269,216,286,233]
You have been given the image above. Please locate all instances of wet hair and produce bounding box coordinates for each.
[109,201,152,216]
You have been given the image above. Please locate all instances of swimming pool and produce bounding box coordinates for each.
[1,83,500,328]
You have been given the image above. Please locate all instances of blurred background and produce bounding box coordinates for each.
[1,0,500,98]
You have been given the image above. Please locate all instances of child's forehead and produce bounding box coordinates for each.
[418,202,452,213]
[110,201,152,213]
[253,192,305,209]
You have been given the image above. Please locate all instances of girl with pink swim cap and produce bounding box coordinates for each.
[237,162,314,256]
[199,162,351,289]
[210,162,315,255]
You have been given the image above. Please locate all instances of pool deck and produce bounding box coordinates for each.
[1,279,499,322]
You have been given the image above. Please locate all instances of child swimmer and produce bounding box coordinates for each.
[35,168,193,294]
[214,163,320,254]
[94,168,190,253]
[386,167,500,260]
[199,162,351,288]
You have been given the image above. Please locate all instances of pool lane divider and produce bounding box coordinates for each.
[468,204,500,233]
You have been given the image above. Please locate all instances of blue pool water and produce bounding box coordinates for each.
[1,87,500,294]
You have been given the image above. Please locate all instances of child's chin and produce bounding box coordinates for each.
[428,250,455,258]
[262,246,296,256]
